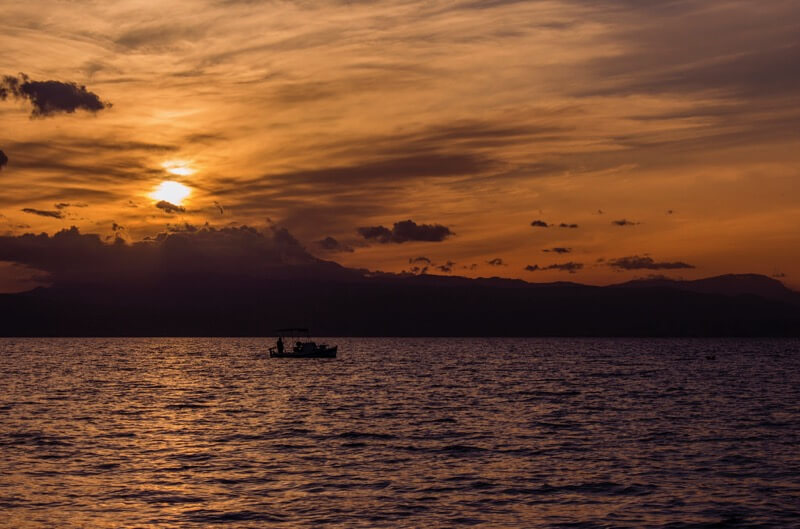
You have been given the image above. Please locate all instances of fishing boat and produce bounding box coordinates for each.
[269,328,337,358]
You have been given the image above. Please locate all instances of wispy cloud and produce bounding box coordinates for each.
[21,208,63,219]
[608,255,694,270]
[525,262,583,274]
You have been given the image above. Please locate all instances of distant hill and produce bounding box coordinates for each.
[612,274,800,306]
[1,272,798,337]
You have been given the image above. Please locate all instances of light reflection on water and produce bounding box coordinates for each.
[1,338,799,528]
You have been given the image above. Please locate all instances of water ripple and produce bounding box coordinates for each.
[0,337,798,528]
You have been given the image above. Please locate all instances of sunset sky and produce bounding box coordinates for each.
[1,0,799,292]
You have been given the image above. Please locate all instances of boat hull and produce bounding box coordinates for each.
[269,346,337,358]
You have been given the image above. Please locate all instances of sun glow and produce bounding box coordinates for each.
[162,161,195,176]
[151,181,191,205]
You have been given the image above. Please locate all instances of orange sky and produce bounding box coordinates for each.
[1,0,799,291]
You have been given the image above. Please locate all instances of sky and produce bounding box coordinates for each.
[1,0,799,292]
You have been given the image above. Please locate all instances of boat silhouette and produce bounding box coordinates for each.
[269,328,337,358]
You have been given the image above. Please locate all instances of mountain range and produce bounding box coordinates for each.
[1,271,798,337]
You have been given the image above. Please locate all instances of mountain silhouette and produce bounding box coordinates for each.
[1,272,798,337]
[612,274,800,305]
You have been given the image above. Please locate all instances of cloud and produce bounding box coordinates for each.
[608,255,695,270]
[357,219,453,244]
[0,149,7,171]
[437,260,456,273]
[1,73,110,117]
[155,201,186,214]
[487,258,506,266]
[406,256,456,274]
[0,225,352,288]
[525,262,583,274]
[358,225,392,241]
[21,208,64,219]
[316,236,354,253]
[612,219,639,226]
[531,220,578,229]
[54,202,87,210]
[165,222,200,233]
[543,247,571,254]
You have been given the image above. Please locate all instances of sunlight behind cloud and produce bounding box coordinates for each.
[150,181,191,205]
[162,161,196,177]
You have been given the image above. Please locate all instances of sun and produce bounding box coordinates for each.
[151,181,191,205]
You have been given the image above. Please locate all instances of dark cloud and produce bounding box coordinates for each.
[249,152,492,194]
[531,220,577,228]
[21,208,64,219]
[358,225,392,241]
[612,219,639,226]
[54,202,87,210]
[114,23,205,51]
[608,255,695,270]
[0,225,351,288]
[487,258,506,266]
[586,41,800,100]
[408,265,428,275]
[0,149,7,171]
[406,256,456,274]
[358,220,453,244]
[165,223,200,233]
[525,262,583,274]
[155,201,186,214]
[1,73,110,117]
[437,260,456,273]
[221,118,568,212]
[543,247,572,254]
[316,236,354,253]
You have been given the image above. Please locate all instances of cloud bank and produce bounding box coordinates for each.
[0,225,353,288]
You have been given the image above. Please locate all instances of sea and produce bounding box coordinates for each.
[1,338,798,528]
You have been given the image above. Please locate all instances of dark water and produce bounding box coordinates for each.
[1,338,799,528]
